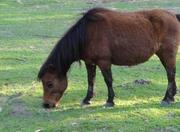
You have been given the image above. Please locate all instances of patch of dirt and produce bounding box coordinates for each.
[114,79,151,89]
[134,79,151,85]
[0,94,31,116]
[10,100,31,117]
[4,93,32,117]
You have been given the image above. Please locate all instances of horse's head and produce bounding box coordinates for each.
[39,65,68,108]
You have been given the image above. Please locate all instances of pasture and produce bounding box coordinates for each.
[0,0,180,131]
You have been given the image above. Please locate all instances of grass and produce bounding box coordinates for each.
[0,0,180,131]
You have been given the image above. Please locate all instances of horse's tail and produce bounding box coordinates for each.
[176,14,180,22]
[175,14,180,46]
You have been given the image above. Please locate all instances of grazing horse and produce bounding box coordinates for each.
[38,8,180,108]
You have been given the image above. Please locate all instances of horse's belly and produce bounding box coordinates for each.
[111,47,156,66]
[111,33,159,66]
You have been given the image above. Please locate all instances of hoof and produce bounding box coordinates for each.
[80,101,91,107]
[103,102,114,108]
[160,98,174,106]
[160,101,171,106]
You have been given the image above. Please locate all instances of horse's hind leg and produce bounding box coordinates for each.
[81,63,96,106]
[156,46,178,105]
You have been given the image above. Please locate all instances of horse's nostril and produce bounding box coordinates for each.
[43,103,50,108]
[43,103,55,108]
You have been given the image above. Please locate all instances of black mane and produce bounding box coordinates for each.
[38,8,106,79]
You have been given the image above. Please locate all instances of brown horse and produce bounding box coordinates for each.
[38,8,180,108]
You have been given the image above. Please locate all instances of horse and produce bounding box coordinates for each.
[38,8,180,108]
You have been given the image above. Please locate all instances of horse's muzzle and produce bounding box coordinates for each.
[42,103,55,109]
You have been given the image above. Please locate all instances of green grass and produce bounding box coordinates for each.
[0,0,180,131]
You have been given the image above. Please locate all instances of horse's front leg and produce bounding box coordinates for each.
[98,61,115,107]
[81,63,96,106]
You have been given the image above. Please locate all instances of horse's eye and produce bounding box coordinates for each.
[47,83,53,89]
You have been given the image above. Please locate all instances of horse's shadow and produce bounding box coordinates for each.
[52,97,180,117]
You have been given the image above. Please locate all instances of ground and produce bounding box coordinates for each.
[0,0,180,131]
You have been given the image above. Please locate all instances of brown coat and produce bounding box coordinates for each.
[83,9,180,68]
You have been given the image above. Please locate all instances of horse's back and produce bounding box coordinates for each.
[84,8,180,66]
